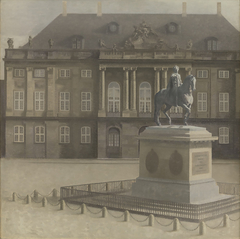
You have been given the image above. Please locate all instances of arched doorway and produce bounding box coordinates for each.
[107,127,121,158]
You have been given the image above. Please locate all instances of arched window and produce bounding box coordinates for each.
[206,37,218,51]
[219,127,229,144]
[108,82,120,113]
[81,126,91,143]
[108,128,120,147]
[139,82,151,113]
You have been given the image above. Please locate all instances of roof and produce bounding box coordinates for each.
[22,13,240,51]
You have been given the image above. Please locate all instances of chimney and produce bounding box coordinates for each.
[217,2,222,16]
[97,2,102,17]
[182,2,187,17]
[62,1,67,16]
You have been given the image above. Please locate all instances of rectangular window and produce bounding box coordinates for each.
[35,126,45,143]
[219,70,229,79]
[60,69,70,78]
[219,127,229,144]
[14,126,24,142]
[197,92,207,112]
[197,70,208,78]
[81,126,91,143]
[60,126,70,143]
[14,91,24,110]
[34,69,45,78]
[81,92,91,111]
[81,70,92,78]
[219,93,229,112]
[60,92,70,111]
[35,92,45,111]
[14,69,25,77]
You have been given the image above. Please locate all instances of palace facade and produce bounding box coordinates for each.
[3,2,240,159]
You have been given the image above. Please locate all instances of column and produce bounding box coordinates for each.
[161,68,168,89]
[235,69,240,118]
[154,67,161,94]
[130,67,137,117]
[185,67,192,77]
[122,67,130,117]
[98,66,106,117]
[6,67,14,116]
[47,67,56,117]
[26,67,34,116]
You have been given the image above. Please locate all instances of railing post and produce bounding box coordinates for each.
[12,192,16,202]
[148,214,154,226]
[42,197,47,207]
[199,221,206,235]
[60,200,65,210]
[102,207,108,218]
[81,203,86,214]
[173,218,180,231]
[223,214,230,228]
[52,188,58,198]
[124,210,130,222]
[71,186,74,195]
[88,184,92,192]
[33,190,38,200]
[26,195,31,204]
[106,183,109,191]
[120,181,124,190]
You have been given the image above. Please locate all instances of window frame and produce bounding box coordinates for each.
[14,125,24,143]
[81,126,91,144]
[59,69,71,78]
[33,69,46,78]
[219,127,229,144]
[14,91,24,111]
[197,92,207,112]
[59,126,70,143]
[108,128,120,147]
[14,69,25,78]
[60,92,70,111]
[207,38,218,51]
[197,70,208,78]
[219,70,229,79]
[35,126,45,143]
[35,91,45,111]
[108,82,120,113]
[219,93,229,113]
[81,92,91,111]
[139,82,151,113]
[81,70,92,78]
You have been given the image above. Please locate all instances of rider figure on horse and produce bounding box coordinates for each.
[166,65,182,107]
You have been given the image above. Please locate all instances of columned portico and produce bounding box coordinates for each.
[98,66,106,117]
[161,68,168,89]
[122,67,131,117]
[130,67,137,117]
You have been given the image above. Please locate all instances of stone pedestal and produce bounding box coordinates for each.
[132,126,229,203]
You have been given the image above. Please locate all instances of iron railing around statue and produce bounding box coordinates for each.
[60,179,240,222]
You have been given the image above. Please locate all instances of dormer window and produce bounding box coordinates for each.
[107,22,119,34]
[72,36,84,49]
[206,37,218,51]
[166,22,179,34]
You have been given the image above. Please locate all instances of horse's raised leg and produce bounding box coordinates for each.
[163,104,172,125]
[179,103,191,125]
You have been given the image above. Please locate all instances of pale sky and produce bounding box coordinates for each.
[0,0,239,79]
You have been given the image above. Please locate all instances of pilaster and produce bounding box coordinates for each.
[6,67,14,116]
[26,67,34,116]
[122,67,131,117]
[47,67,56,117]
[154,67,161,94]
[130,67,137,117]
[98,67,106,117]
[161,68,168,89]
[235,68,240,118]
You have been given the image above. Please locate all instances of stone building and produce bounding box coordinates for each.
[3,2,240,159]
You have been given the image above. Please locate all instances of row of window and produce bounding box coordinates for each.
[13,125,230,145]
[13,89,230,113]
[14,91,91,111]
[197,70,229,79]
[197,92,229,112]
[13,69,92,78]
[14,126,91,144]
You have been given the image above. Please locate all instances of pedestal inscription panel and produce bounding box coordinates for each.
[192,152,209,175]
[145,149,159,173]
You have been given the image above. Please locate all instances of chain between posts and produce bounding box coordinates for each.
[108,210,124,218]
[46,198,61,206]
[16,194,27,200]
[65,202,82,210]
[155,218,174,226]
[130,213,149,222]
[205,219,223,229]
[38,189,55,197]
[229,216,240,221]
[179,220,200,231]
[85,205,102,214]
[30,196,43,203]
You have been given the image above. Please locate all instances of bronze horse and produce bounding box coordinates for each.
[154,75,196,126]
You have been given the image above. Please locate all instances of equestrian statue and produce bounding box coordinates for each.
[154,65,196,126]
